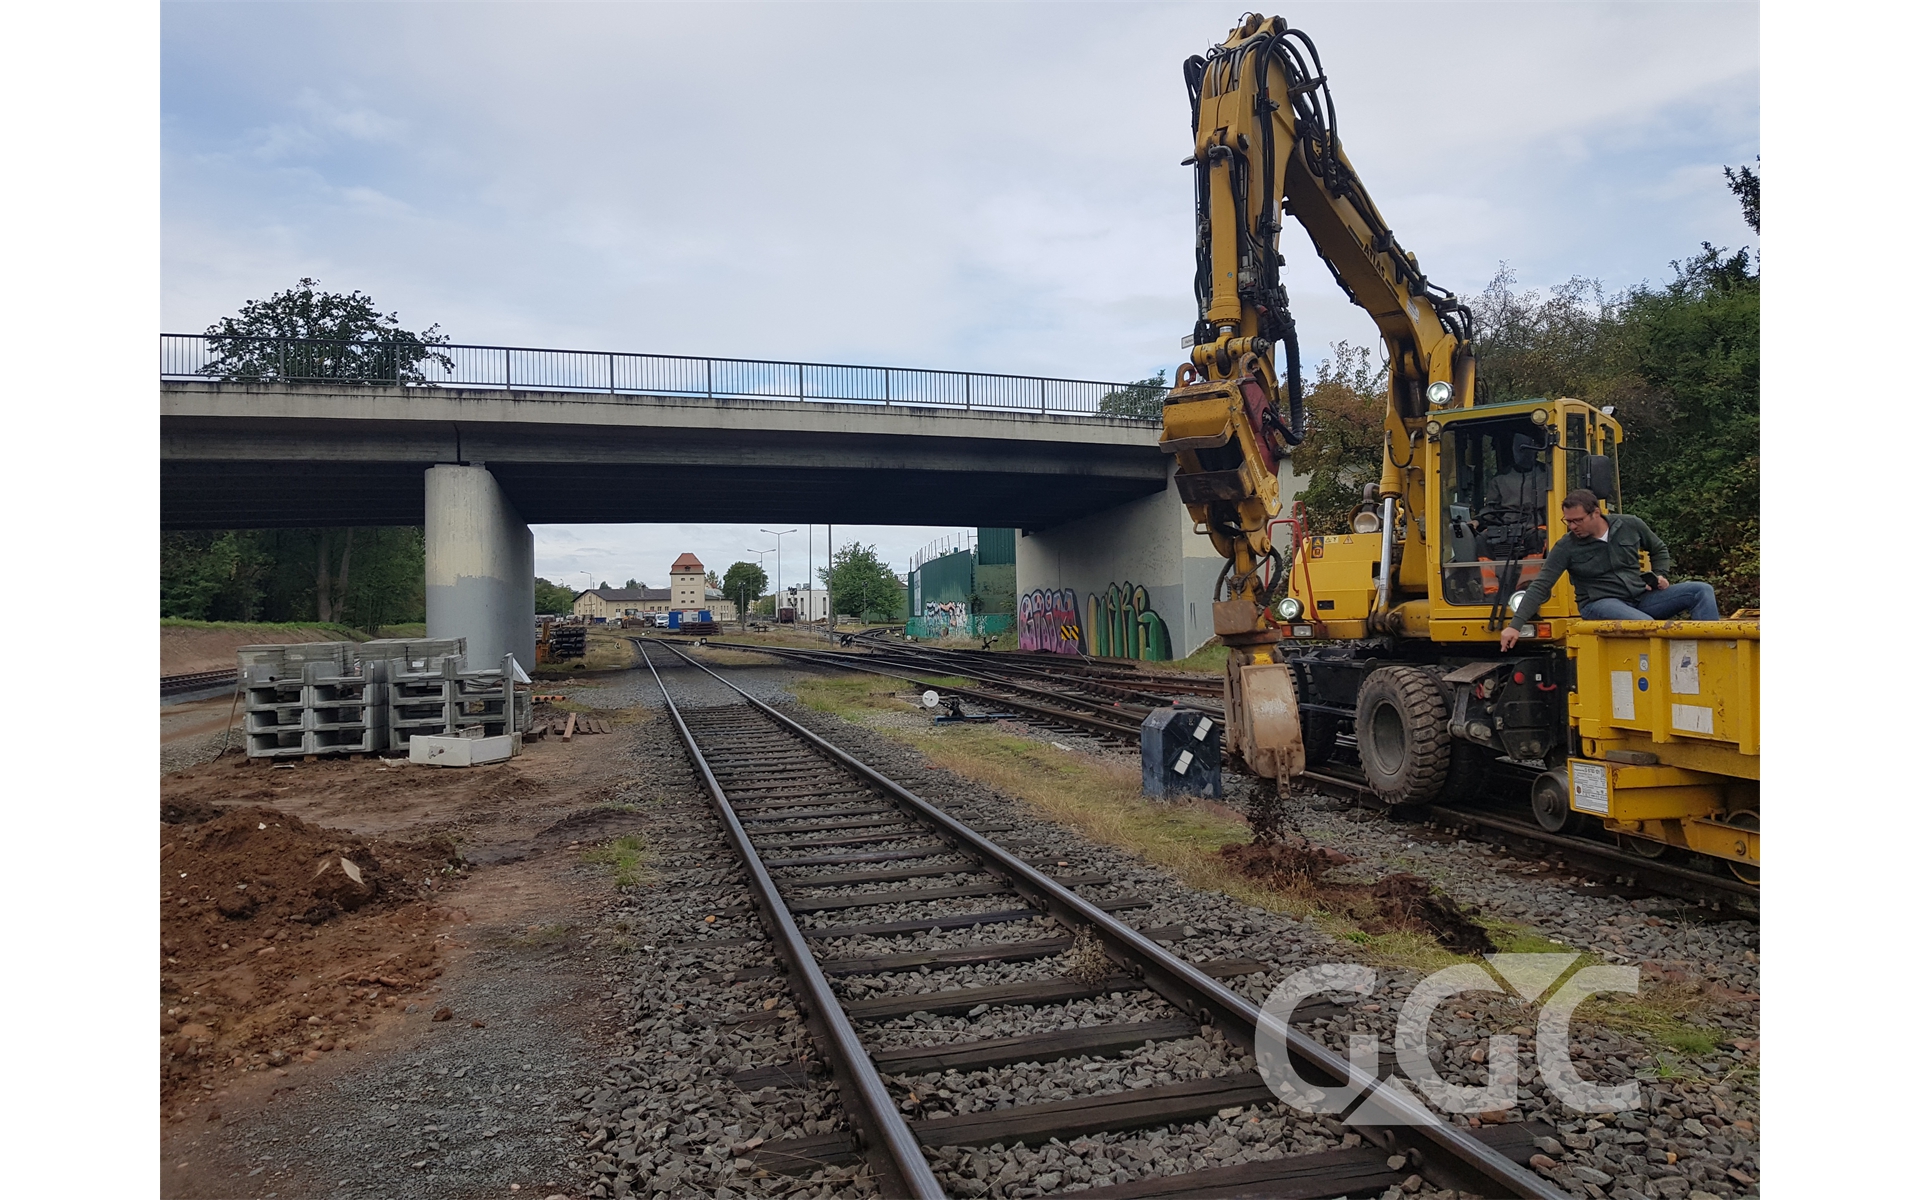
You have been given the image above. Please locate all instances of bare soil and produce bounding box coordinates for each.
[1218,840,1497,954]
[162,624,354,676]
[158,701,651,1196]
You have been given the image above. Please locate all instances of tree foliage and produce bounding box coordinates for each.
[534,577,577,615]
[721,561,769,606]
[1289,342,1387,534]
[160,528,425,632]
[1099,370,1169,419]
[821,542,901,621]
[203,277,453,383]
[1724,159,1759,234]
[1287,173,1759,607]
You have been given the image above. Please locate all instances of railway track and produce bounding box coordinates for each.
[690,638,1759,910]
[161,667,239,697]
[638,639,1563,1198]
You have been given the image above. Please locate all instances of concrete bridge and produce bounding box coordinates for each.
[161,339,1299,668]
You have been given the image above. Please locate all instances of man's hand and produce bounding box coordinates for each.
[1499,626,1521,652]
[1654,575,1670,590]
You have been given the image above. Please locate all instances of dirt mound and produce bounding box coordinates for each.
[1368,873,1496,955]
[162,804,456,927]
[161,623,354,675]
[159,804,464,1111]
[1216,842,1495,955]
[1218,839,1353,884]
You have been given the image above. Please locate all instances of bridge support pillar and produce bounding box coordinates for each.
[426,465,534,672]
[1014,464,1301,661]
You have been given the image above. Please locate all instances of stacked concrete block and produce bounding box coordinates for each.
[387,653,529,748]
[237,638,524,757]
[241,655,389,759]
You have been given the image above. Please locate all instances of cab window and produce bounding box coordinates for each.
[1437,416,1554,607]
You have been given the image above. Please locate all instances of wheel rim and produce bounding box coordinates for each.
[1724,810,1759,884]
[1367,701,1406,775]
[1531,775,1571,833]
[1618,833,1671,860]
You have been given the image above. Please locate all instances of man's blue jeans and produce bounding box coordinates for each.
[1579,581,1720,622]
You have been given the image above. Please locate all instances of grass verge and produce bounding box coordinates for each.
[582,834,652,889]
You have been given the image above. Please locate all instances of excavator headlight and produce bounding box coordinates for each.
[1425,420,1442,439]
[1352,509,1381,535]
[1276,597,1304,621]
[1509,591,1529,615]
[1531,407,1550,426]
[1425,381,1453,407]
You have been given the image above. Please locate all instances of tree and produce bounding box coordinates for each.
[1288,342,1387,534]
[752,595,777,618]
[1099,370,1169,419]
[821,542,901,621]
[704,569,721,589]
[160,526,427,630]
[624,578,640,589]
[202,277,453,383]
[722,561,769,607]
[1724,159,1759,235]
[534,577,577,615]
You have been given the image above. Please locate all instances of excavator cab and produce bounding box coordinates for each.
[1438,418,1555,607]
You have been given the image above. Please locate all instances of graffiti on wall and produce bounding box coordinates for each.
[1088,582,1172,661]
[1017,588,1082,655]
[921,601,969,635]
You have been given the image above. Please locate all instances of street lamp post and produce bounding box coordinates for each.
[761,528,796,618]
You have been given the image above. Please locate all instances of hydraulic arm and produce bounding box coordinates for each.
[1159,12,1478,784]
[1161,12,1475,611]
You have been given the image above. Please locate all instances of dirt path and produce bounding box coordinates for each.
[159,701,650,1199]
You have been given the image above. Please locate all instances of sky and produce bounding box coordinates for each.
[162,0,1758,587]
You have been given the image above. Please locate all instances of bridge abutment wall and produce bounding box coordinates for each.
[426,465,535,672]
[1013,463,1302,662]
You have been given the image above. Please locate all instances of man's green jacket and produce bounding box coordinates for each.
[1509,513,1671,628]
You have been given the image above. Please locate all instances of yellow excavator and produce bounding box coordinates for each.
[1161,13,1758,882]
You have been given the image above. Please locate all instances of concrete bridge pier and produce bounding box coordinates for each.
[425,464,534,671]
[1014,464,1302,662]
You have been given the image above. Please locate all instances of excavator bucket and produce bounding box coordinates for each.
[1226,656,1306,782]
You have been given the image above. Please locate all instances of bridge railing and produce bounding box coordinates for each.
[160,334,1168,420]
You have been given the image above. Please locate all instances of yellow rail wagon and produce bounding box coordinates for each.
[1564,619,1759,882]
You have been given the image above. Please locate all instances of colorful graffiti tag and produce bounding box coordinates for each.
[1017,588,1082,655]
[920,601,969,635]
[1088,582,1171,661]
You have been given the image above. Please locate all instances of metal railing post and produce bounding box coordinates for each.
[706,358,713,399]
[965,373,971,411]
[505,348,512,391]
[884,368,890,406]
[608,352,616,394]
[798,362,805,401]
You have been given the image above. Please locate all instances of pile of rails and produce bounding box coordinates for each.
[540,619,587,663]
[239,638,531,761]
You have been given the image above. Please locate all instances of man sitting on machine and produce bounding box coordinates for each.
[1500,488,1720,650]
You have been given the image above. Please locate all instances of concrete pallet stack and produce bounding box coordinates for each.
[240,644,389,759]
[387,654,531,749]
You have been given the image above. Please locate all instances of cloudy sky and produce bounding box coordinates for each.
[162,0,1757,587]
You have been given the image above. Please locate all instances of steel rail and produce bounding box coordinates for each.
[1301,769,1758,908]
[652,640,1564,1199]
[698,640,1146,740]
[162,667,240,696]
[637,643,947,1199]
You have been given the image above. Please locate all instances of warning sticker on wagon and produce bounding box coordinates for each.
[1570,761,1611,815]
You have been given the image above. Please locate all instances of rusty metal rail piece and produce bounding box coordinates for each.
[637,643,946,1199]
[653,640,1565,1200]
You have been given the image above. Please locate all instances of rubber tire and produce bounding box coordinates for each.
[1354,666,1452,805]
[1440,742,1497,805]
[1530,769,1583,835]
[1289,662,1338,767]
